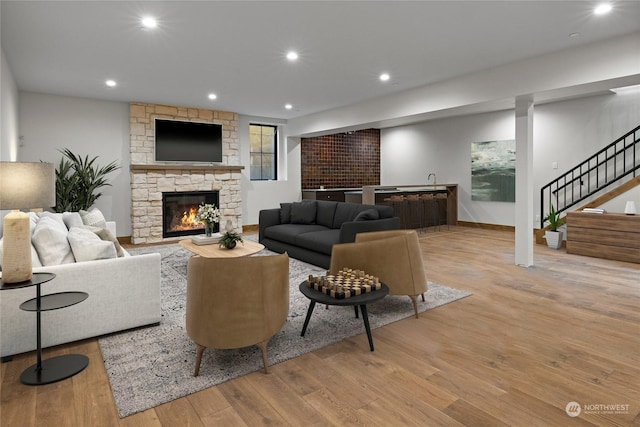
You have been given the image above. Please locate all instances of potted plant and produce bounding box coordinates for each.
[543,204,566,249]
[219,231,243,249]
[55,148,120,212]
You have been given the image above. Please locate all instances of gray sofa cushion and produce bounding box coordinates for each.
[264,224,329,245]
[280,203,292,223]
[316,201,338,228]
[354,209,380,221]
[333,203,369,228]
[296,229,342,255]
[291,201,317,224]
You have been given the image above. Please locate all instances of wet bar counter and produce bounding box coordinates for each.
[362,184,458,227]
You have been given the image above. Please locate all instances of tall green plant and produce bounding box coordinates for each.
[55,148,120,212]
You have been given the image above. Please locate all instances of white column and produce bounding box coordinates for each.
[515,96,534,267]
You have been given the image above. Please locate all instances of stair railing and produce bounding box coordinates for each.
[540,124,640,228]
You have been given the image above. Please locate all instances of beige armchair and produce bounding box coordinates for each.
[329,230,427,318]
[186,253,289,375]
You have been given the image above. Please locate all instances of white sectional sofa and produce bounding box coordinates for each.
[0,211,161,358]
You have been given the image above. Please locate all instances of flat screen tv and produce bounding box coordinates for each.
[155,119,223,163]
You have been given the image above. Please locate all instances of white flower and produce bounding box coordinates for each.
[196,203,221,224]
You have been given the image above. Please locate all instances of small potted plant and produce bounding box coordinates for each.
[543,204,566,249]
[219,230,243,249]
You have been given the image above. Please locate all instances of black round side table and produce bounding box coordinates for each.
[299,281,389,351]
[0,273,89,385]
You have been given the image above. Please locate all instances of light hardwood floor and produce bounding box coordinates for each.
[1,227,638,426]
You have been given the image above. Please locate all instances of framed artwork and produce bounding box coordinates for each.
[471,140,516,202]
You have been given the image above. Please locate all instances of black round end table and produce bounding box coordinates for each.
[299,281,389,351]
[1,273,89,385]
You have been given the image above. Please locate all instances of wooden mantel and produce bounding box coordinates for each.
[130,164,244,172]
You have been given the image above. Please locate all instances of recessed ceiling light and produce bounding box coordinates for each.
[105,79,117,87]
[286,51,298,61]
[208,93,217,100]
[594,3,612,15]
[141,16,157,29]
[379,73,390,82]
[285,104,293,110]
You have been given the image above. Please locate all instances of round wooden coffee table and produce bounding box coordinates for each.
[179,238,264,258]
[299,281,389,351]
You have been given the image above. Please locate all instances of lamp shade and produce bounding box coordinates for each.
[0,162,56,210]
[624,201,637,215]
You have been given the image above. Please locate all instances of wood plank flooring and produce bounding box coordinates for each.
[1,227,638,426]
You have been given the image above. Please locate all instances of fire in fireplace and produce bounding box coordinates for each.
[162,191,220,238]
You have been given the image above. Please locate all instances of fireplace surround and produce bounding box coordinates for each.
[162,191,219,238]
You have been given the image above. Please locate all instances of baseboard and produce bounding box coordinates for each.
[243,224,259,233]
[458,221,515,232]
[117,236,132,245]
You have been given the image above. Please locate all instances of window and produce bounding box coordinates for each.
[250,124,277,180]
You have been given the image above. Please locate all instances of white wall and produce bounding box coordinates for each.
[1,49,19,161]
[381,90,640,226]
[238,115,302,225]
[18,92,131,234]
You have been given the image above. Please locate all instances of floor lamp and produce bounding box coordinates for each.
[0,162,55,283]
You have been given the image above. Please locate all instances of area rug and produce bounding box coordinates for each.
[98,242,471,418]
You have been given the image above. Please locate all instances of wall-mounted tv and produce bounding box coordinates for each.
[155,119,223,163]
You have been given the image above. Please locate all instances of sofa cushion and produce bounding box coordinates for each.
[31,216,75,266]
[38,211,66,229]
[280,203,292,224]
[316,201,338,228]
[80,207,107,228]
[62,212,84,230]
[264,224,329,245]
[332,203,369,228]
[296,229,342,255]
[354,209,380,221]
[67,227,117,262]
[83,225,125,257]
[290,201,316,225]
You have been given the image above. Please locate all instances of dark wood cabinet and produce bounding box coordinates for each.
[566,212,640,264]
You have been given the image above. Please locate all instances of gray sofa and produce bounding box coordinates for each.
[259,200,400,268]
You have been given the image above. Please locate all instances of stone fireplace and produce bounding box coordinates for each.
[162,190,219,238]
[129,102,243,244]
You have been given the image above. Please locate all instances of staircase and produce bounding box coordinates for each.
[540,125,640,229]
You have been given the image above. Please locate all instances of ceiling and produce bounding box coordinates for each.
[2,1,640,121]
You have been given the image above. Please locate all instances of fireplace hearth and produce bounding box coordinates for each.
[162,191,219,238]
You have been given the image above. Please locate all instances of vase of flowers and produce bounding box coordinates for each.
[196,203,221,237]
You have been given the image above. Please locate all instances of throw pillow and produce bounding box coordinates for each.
[67,227,117,262]
[280,203,292,224]
[62,212,84,230]
[290,201,317,225]
[31,216,76,266]
[82,225,125,257]
[80,207,107,228]
[354,209,380,221]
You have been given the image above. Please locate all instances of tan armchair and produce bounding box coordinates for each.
[329,230,427,318]
[186,253,289,376]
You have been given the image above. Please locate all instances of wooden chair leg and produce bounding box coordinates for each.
[194,343,206,377]
[409,295,419,319]
[421,292,426,302]
[257,340,269,374]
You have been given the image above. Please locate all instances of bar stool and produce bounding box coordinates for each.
[384,195,408,229]
[405,194,422,231]
[419,193,438,232]
[435,192,449,230]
